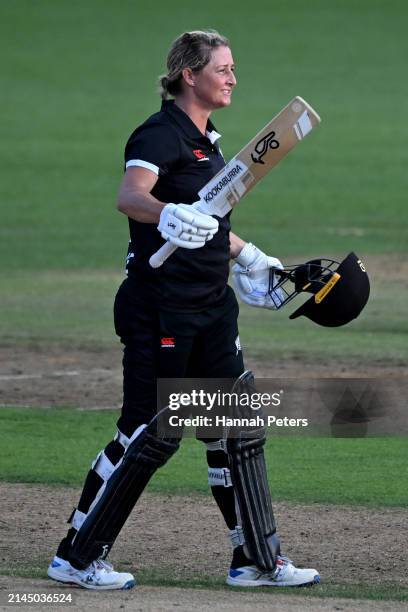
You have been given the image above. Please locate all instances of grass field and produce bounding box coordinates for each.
[1,407,407,507]
[1,264,407,363]
[1,0,407,268]
[1,0,407,364]
[1,408,408,602]
[1,0,407,603]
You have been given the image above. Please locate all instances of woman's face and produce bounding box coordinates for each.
[191,45,236,110]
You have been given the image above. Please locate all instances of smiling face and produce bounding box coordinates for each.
[189,45,236,110]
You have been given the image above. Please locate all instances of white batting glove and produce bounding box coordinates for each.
[158,202,219,249]
[231,242,285,309]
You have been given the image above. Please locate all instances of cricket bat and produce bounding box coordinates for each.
[149,96,321,268]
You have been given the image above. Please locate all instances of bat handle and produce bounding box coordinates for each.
[149,241,178,268]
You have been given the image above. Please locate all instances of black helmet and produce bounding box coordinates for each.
[270,252,370,327]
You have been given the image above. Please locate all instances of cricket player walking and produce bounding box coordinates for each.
[47,30,320,590]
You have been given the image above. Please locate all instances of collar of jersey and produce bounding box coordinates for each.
[161,99,222,145]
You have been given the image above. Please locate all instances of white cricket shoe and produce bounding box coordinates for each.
[47,556,135,590]
[226,556,320,587]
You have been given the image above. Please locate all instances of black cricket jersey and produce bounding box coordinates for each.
[123,100,230,311]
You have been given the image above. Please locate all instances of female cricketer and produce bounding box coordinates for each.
[47,30,320,590]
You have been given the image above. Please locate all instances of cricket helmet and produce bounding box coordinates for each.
[271,252,370,327]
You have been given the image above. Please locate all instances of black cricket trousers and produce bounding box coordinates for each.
[113,278,245,437]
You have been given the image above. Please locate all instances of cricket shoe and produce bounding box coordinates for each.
[47,556,135,590]
[226,556,320,587]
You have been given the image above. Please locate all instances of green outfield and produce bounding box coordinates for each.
[1,267,407,363]
[1,0,407,364]
[1,0,407,602]
[1,407,407,507]
[1,407,408,602]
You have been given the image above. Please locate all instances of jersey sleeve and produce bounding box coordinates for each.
[124,123,180,176]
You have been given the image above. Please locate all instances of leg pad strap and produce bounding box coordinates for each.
[66,425,179,569]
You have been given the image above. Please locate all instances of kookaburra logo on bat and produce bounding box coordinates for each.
[251,130,280,164]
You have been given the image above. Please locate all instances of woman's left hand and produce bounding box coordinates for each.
[231,243,285,309]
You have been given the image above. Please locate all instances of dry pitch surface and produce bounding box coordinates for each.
[0,480,407,610]
[0,333,407,610]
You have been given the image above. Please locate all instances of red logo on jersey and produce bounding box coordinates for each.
[193,149,209,161]
[161,337,175,348]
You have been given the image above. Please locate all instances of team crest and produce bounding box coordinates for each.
[193,149,209,162]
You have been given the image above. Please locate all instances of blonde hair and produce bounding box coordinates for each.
[159,30,230,99]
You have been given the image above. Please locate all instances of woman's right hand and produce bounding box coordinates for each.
[157,202,219,249]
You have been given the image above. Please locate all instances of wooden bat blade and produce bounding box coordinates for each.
[197,96,321,216]
[149,96,321,268]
